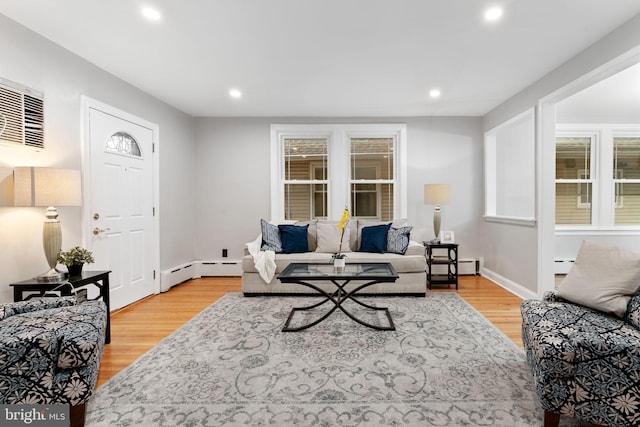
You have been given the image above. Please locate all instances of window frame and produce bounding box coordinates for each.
[350,162,382,219]
[310,162,328,219]
[555,124,640,231]
[612,133,640,225]
[270,124,407,222]
[484,108,536,225]
[576,169,592,208]
[555,130,598,229]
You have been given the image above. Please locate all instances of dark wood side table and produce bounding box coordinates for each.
[424,242,459,290]
[10,270,112,344]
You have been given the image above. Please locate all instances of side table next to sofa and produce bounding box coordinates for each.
[424,242,459,290]
[10,270,111,344]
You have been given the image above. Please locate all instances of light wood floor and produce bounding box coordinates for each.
[96,275,524,388]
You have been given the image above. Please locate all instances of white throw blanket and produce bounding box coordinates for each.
[246,235,276,283]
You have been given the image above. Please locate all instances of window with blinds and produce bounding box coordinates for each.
[350,137,394,220]
[283,138,328,221]
[273,124,406,223]
[555,136,593,225]
[555,129,640,229]
[613,137,640,225]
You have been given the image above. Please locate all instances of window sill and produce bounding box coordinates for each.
[483,215,536,227]
[556,227,640,236]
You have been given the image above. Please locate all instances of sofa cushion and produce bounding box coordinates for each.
[625,294,640,330]
[260,219,283,253]
[344,252,425,273]
[387,226,413,254]
[279,224,309,254]
[243,251,425,275]
[0,297,77,321]
[310,220,358,253]
[315,222,351,254]
[295,220,317,251]
[359,223,392,253]
[521,297,640,382]
[0,302,107,370]
[556,240,640,317]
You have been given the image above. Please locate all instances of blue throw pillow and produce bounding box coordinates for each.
[387,226,413,254]
[359,223,392,253]
[260,219,282,253]
[278,224,309,254]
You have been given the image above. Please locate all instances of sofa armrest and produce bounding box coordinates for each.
[55,301,107,369]
[404,240,424,256]
[0,296,77,321]
[0,328,58,403]
[521,299,578,378]
[542,291,566,303]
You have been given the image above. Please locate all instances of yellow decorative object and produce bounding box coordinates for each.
[338,208,349,229]
[334,207,350,260]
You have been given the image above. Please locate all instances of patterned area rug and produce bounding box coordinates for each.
[87,292,544,426]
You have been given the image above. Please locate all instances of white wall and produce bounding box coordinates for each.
[193,117,484,262]
[482,13,640,296]
[0,15,196,303]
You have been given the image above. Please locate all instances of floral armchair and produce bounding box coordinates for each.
[521,291,640,427]
[0,296,107,427]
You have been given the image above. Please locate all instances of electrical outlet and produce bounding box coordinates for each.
[222,249,228,258]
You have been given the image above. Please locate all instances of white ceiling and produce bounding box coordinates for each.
[1,0,640,117]
[557,62,640,123]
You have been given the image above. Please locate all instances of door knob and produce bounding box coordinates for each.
[93,227,110,235]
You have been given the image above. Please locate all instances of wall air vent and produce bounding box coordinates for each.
[0,78,44,149]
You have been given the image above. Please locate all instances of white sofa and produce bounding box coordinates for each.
[242,219,427,296]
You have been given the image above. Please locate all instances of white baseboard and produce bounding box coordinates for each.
[160,262,199,292]
[160,259,242,292]
[199,260,242,277]
[481,267,538,301]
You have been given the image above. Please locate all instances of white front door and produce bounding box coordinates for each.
[83,98,159,310]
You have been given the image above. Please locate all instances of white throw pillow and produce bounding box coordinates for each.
[315,222,351,254]
[556,240,640,317]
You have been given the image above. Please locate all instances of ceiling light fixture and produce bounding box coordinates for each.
[484,6,503,22]
[429,89,441,98]
[229,89,242,99]
[141,6,161,21]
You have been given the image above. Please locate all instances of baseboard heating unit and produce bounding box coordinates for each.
[554,258,575,275]
[160,260,242,292]
[160,263,198,292]
[199,260,242,277]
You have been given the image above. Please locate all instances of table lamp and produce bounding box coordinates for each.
[424,184,450,242]
[14,167,82,281]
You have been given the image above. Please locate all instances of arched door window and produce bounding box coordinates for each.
[106,131,142,157]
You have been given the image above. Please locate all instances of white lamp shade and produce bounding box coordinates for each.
[424,184,450,205]
[14,167,81,207]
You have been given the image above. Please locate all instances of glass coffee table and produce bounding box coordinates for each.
[277,262,399,332]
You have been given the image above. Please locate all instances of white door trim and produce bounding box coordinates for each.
[536,46,640,298]
[80,95,161,296]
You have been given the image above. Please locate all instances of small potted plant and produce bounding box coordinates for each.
[58,246,95,277]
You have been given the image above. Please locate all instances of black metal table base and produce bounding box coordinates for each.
[282,279,395,332]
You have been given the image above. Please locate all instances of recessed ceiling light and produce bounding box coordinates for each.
[484,6,503,22]
[429,89,441,98]
[141,6,161,21]
[229,89,242,99]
